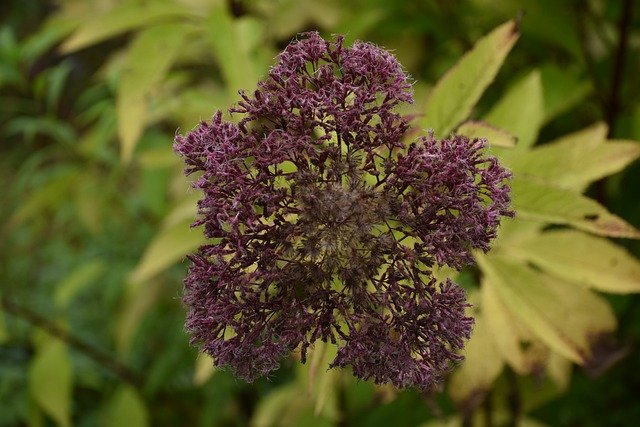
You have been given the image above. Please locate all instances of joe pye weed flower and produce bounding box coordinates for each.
[174,32,513,389]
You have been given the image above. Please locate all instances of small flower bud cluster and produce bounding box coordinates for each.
[174,32,513,389]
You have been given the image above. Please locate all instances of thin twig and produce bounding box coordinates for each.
[0,296,144,389]
[506,367,521,427]
[575,6,608,108]
[483,388,493,427]
[605,0,633,137]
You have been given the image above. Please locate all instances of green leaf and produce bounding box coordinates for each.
[510,230,640,294]
[54,260,105,308]
[117,23,187,163]
[252,384,302,427]
[540,65,591,123]
[21,18,76,62]
[484,70,544,149]
[29,340,73,427]
[116,279,164,354]
[129,220,207,284]
[74,172,105,234]
[456,120,517,147]
[449,299,504,407]
[10,168,78,226]
[106,386,149,427]
[421,20,519,136]
[507,136,640,191]
[207,4,260,99]
[511,177,640,238]
[0,311,8,344]
[60,1,193,53]
[420,417,462,427]
[477,255,617,364]
[4,116,76,146]
[45,60,73,112]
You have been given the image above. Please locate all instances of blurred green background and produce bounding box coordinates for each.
[2,0,640,426]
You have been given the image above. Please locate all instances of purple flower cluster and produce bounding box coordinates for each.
[174,32,513,389]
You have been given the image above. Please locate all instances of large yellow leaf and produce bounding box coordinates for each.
[509,138,640,191]
[304,342,338,418]
[510,230,640,294]
[421,20,519,136]
[29,340,73,427]
[129,219,206,285]
[511,177,640,238]
[60,1,193,52]
[193,354,216,386]
[207,4,260,99]
[449,293,504,409]
[546,352,572,391]
[251,384,302,427]
[484,70,544,149]
[117,23,188,163]
[477,255,617,364]
[456,120,517,148]
[481,278,548,375]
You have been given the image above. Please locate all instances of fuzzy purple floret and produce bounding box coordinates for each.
[174,32,513,389]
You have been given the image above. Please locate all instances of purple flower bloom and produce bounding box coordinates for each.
[174,32,513,389]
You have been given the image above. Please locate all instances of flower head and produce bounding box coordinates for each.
[174,32,513,389]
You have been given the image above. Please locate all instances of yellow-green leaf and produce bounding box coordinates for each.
[518,418,552,427]
[421,20,519,136]
[456,120,517,147]
[116,279,164,354]
[161,194,200,230]
[74,172,105,234]
[54,260,105,308]
[312,345,338,418]
[494,217,543,246]
[510,230,640,293]
[420,416,462,427]
[129,219,206,285]
[477,255,617,364]
[61,2,192,53]
[509,138,640,191]
[481,277,548,374]
[484,70,544,149]
[193,354,216,386]
[117,23,187,163]
[546,352,572,391]
[11,169,78,226]
[251,384,301,427]
[207,4,260,99]
[540,65,591,123]
[449,305,504,408]
[512,177,640,238]
[29,340,73,427]
[106,386,149,427]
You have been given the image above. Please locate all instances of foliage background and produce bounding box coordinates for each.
[1,0,640,426]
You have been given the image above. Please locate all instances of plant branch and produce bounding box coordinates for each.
[506,367,521,427]
[575,6,608,109]
[483,388,493,427]
[0,295,144,389]
[605,0,633,137]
